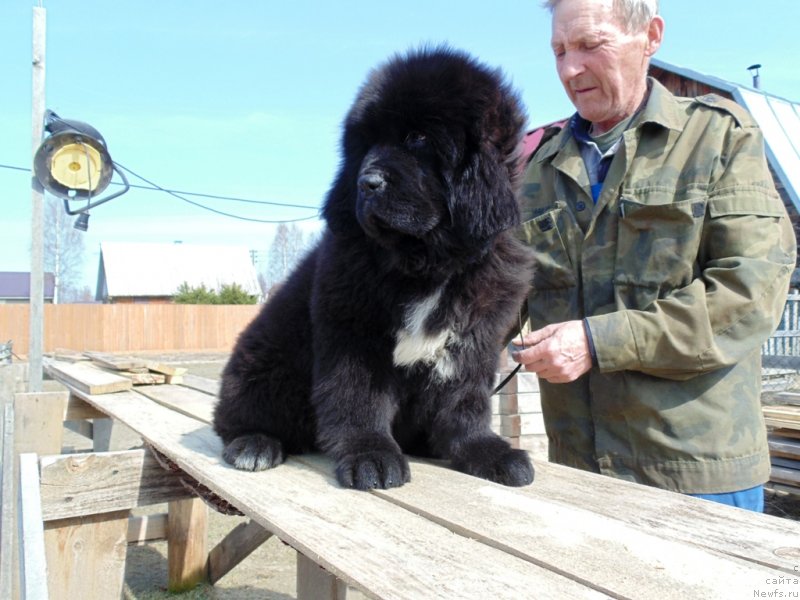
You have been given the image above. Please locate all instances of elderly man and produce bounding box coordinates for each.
[512,0,796,511]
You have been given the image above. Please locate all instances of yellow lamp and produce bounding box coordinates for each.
[33,110,129,231]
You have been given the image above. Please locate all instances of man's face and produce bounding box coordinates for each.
[550,0,660,133]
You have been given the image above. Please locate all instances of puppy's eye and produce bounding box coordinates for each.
[404,131,427,149]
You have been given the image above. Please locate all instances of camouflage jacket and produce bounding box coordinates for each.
[517,78,796,493]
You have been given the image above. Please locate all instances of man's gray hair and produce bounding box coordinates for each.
[542,0,659,33]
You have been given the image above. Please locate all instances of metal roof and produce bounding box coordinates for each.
[96,242,262,301]
[651,58,800,212]
[0,271,55,300]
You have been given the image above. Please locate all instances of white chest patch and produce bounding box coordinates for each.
[393,288,458,380]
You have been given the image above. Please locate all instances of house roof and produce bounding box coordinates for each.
[96,242,262,300]
[0,271,55,300]
[651,58,800,213]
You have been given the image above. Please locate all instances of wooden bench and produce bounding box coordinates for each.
[4,358,800,599]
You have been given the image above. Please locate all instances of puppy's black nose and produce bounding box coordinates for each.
[358,172,386,198]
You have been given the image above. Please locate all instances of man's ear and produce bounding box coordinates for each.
[645,15,665,57]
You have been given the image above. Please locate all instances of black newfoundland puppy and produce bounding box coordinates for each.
[214,47,535,490]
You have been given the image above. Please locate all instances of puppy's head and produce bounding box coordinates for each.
[323,46,527,263]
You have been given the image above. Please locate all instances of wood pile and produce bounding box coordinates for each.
[764,392,800,496]
[492,352,546,460]
[46,351,187,394]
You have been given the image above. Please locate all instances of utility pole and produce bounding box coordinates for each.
[29,5,46,391]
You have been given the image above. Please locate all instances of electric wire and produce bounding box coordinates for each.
[114,162,320,224]
[0,161,321,223]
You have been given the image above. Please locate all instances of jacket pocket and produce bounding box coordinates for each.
[518,203,578,291]
[613,197,706,306]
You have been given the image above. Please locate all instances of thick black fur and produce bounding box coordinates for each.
[213,47,535,490]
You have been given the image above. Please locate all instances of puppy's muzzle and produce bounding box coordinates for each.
[358,170,387,200]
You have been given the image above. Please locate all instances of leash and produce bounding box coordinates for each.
[492,310,527,395]
[492,363,522,395]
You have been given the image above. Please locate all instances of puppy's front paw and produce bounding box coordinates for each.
[222,433,285,471]
[452,438,534,487]
[335,450,411,490]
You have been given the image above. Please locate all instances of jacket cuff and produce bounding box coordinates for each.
[585,312,640,372]
[582,318,598,367]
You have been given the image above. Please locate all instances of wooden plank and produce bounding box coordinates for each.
[50,349,89,363]
[294,457,785,599]
[135,384,215,422]
[62,388,613,599]
[297,553,347,600]
[500,413,545,436]
[772,428,800,440]
[119,371,167,385]
[763,405,800,431]
[63,394,106,420]
[0,403,15,600]
[128,513,168,544]
[43,510,128,600]
[143,360,188,377]
[83,351,147,371]
[180,374,219,396]
[773,392,800,406]
[167,497,208,592]
[14,391,66,456]
[769,435,800,460]
[766,417,800,430]
[771,464,800,486]
[43,359,131,395]
[39,449,192,521]
[17,453,49,600]
[208,519,273,584]
[91,417,144,453]
[527,459,800,574]
[772,457,800,471]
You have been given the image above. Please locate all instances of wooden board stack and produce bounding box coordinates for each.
[492,352,546,460]
[764,392,800,496]
[45,351,188,393]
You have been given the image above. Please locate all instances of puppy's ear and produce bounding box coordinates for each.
[322,163,360,236]
[447,147,520,245]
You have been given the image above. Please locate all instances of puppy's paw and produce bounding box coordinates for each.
[222,433,285,471]
[452,439,534,487]
[335,450,411,490]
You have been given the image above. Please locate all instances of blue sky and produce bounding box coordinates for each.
[2,0,799,290]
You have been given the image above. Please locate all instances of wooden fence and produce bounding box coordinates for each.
[762,292,800,371]
[3,295,798,362]
[0,304,261,356]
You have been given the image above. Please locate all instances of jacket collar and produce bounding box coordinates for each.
[535,76,683,164]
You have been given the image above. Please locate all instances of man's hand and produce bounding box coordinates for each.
[510,320,593,383]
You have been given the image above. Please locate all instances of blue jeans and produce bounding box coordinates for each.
[688,485,764,512]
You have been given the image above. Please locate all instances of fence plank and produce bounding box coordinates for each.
[0,304,259,356]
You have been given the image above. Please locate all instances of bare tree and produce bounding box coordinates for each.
[43,197,86,303]
[266,223,306,290]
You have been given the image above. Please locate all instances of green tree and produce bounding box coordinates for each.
[173,282,219,304]
[172,282,258,304]
[217,283,258,304]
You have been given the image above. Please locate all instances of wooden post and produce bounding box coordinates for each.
[167,498,208,592]
[17,454,49,599]
[0,403,16,599]
[29,5,46,392]
[207,519,272,584]
[296,553,348,600]
[43,511,129,600]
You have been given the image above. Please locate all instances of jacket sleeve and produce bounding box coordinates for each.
[586,124,796,380]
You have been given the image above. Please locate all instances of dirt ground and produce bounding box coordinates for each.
[49,352,800,598]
